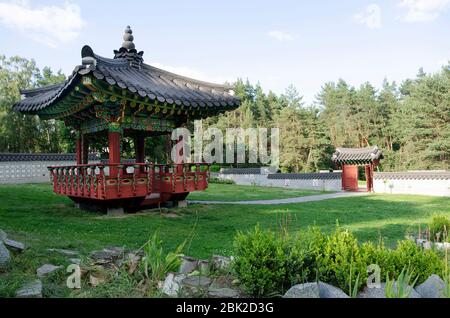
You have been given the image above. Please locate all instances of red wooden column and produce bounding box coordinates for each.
[76,132,82,165]
[108,125,121,175]
[135,134,145,163]
[81,134,89,164]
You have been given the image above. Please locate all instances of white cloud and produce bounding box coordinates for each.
[354,4,382,29]
[267,30,294,42]
[150,62,235,85]
[398,0,450,22]
[0,0,85,48]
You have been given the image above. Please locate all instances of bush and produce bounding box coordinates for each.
[316,227,367,292]
[429,215,450,242]
[233,226,287,297]
[361,239,445,284]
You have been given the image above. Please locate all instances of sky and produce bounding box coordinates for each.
[0,0,449,104]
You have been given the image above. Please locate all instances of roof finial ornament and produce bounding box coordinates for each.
[114,25,144,68]
[122,25,135,50]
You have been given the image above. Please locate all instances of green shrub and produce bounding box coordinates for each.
[316,227,366,292]
[429,215,450,242]
[232,226,287,297]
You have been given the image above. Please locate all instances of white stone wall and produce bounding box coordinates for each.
[373,178,450,197]
[0,161,100,184]
[218,173,342,192]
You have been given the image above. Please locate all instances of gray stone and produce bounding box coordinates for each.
[162,273,187,297]
[284,282,349,298]
[179,256,198,274]
[211,255,232,272]
[181,275,212,296]
[48,248,79,256]
[174,200,188,208]
[69,258,81,265]
[4,239,25,252]
[0,241,11,271]
[415,274,445,298]
[107,207,124,216]
[207,287,240,298]
[37,264,63,277]
[90,247,125,261]
[283,282,320,298]
[318,282,350,298]
[16,280,42,298]
[358,282,422,298]
[0,229,7,242]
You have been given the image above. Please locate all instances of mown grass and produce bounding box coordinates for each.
[187,183,328,201]
[0,183,449,297]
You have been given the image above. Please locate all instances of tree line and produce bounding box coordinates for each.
[0,54,449,172]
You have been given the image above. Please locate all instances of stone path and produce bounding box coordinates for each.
[189,191,370,205]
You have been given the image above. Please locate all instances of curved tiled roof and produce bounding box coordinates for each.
[0,153,99,162]
[374,171,450,180]
[14,38,240,114]
[332,146,383,164]
[268,172,341,180]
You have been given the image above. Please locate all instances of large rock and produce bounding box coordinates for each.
[16,280,42,298]
[37,264,63,278]
[179,256,198,274]
[4,239,25,252]
[358,282,422,298]
[284,282,349,298]
[162,273,187,297]
[90,247,125,262]
[48,248,79,256]
[284,282,320,298]
[181,275,212,295]
[0,241,11,271]
[211,255,232,272]
[318,282,350,298]
[415,274,445,298]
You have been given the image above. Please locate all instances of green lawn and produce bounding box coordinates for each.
[0,183,449,297]
[187,183,328,201]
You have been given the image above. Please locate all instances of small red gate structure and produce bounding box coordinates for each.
[332,147,383,192]
[13,26,240,213]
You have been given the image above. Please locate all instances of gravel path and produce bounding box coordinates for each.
[189,191,370,205]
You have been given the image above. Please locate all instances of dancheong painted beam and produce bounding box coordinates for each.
[14,26,240,213]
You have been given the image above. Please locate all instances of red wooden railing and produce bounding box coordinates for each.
[47,163,210,200]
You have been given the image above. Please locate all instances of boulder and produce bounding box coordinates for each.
[37,264,63,278]
[0,241,11,271]
[16,280,42,298]
[162,273,187,297]
[415,274,445,298]
[207,287,240,298]
[181,275,212,295]
[211,255,232,272]
[4,239,25,252]
[284,282,349,298]
[358,282,422,298]
[69,258,81,265]
[318,282,350,298]
[90,247,125,262]
[48,248,79,256]
[179,256,198,274]
[283,282,320,298]
[0,229,7,242]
